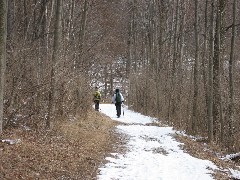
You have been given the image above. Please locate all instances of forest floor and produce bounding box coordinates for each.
[0,110,120,179]
[0,107,239,179]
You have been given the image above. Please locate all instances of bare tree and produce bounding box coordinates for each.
[191,0,200,134]
[227,0,236,150]
[76,0,88,69]
[212,0,226,142]
[0,0,7,133]
[46,0,62,129]
[168,0,180,123]
[207,0,214,142]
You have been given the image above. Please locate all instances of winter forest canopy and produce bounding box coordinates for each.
[0,0,240,152]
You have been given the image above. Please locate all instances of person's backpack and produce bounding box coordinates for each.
[116,92,121,103]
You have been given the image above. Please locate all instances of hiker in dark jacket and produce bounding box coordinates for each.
[93,87,101,111]
[112,89,124,118]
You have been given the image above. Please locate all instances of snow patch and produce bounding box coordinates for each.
[2,139,21,145]
[225,152,240,160]
[229,168,240,179]
[97,104,217,180]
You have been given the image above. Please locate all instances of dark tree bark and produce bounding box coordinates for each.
[213,0,225,142]
[208,0,214,142]
[192,0,200,134]
[7,0,14,41]
[77,0,88,69]
[0,0,7,133]
[227,0,236,150]
[46,0,62,129]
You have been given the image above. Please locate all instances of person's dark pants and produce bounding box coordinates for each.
[95,100,100,111]
[115,102,122,117]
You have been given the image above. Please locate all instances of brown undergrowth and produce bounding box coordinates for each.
[175,134,240,180]
[0,110,119,180]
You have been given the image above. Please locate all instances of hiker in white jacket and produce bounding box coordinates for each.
[112,89,124,118]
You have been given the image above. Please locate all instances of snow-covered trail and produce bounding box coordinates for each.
[97,104,217,180]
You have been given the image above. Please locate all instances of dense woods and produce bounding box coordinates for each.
[127,0,240,152]
[0,0,239,153]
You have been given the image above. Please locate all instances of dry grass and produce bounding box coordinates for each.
[0,110,119,180]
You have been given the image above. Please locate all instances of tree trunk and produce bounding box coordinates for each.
[176,0,186,127]
[23,0,28,39]
[202,0,209,114]
[227,0,236,150]
[213,0,225,142]
[46,0,62,129]
[67,0,75,41]
[126,0,134,77]
[0,0,7,133]
[192,0,199,134]
[7,0,14,41]
[167,0,179,123]
[77,0,87,69]
[132,0,137,72]
[104,64,108,98]
[156,0,165,118]
[207,0,214,142]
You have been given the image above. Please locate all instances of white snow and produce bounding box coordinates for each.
[97,104,218,180]
[1,139,21,145]
[225,152,240,160]
[229,168,240,179]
